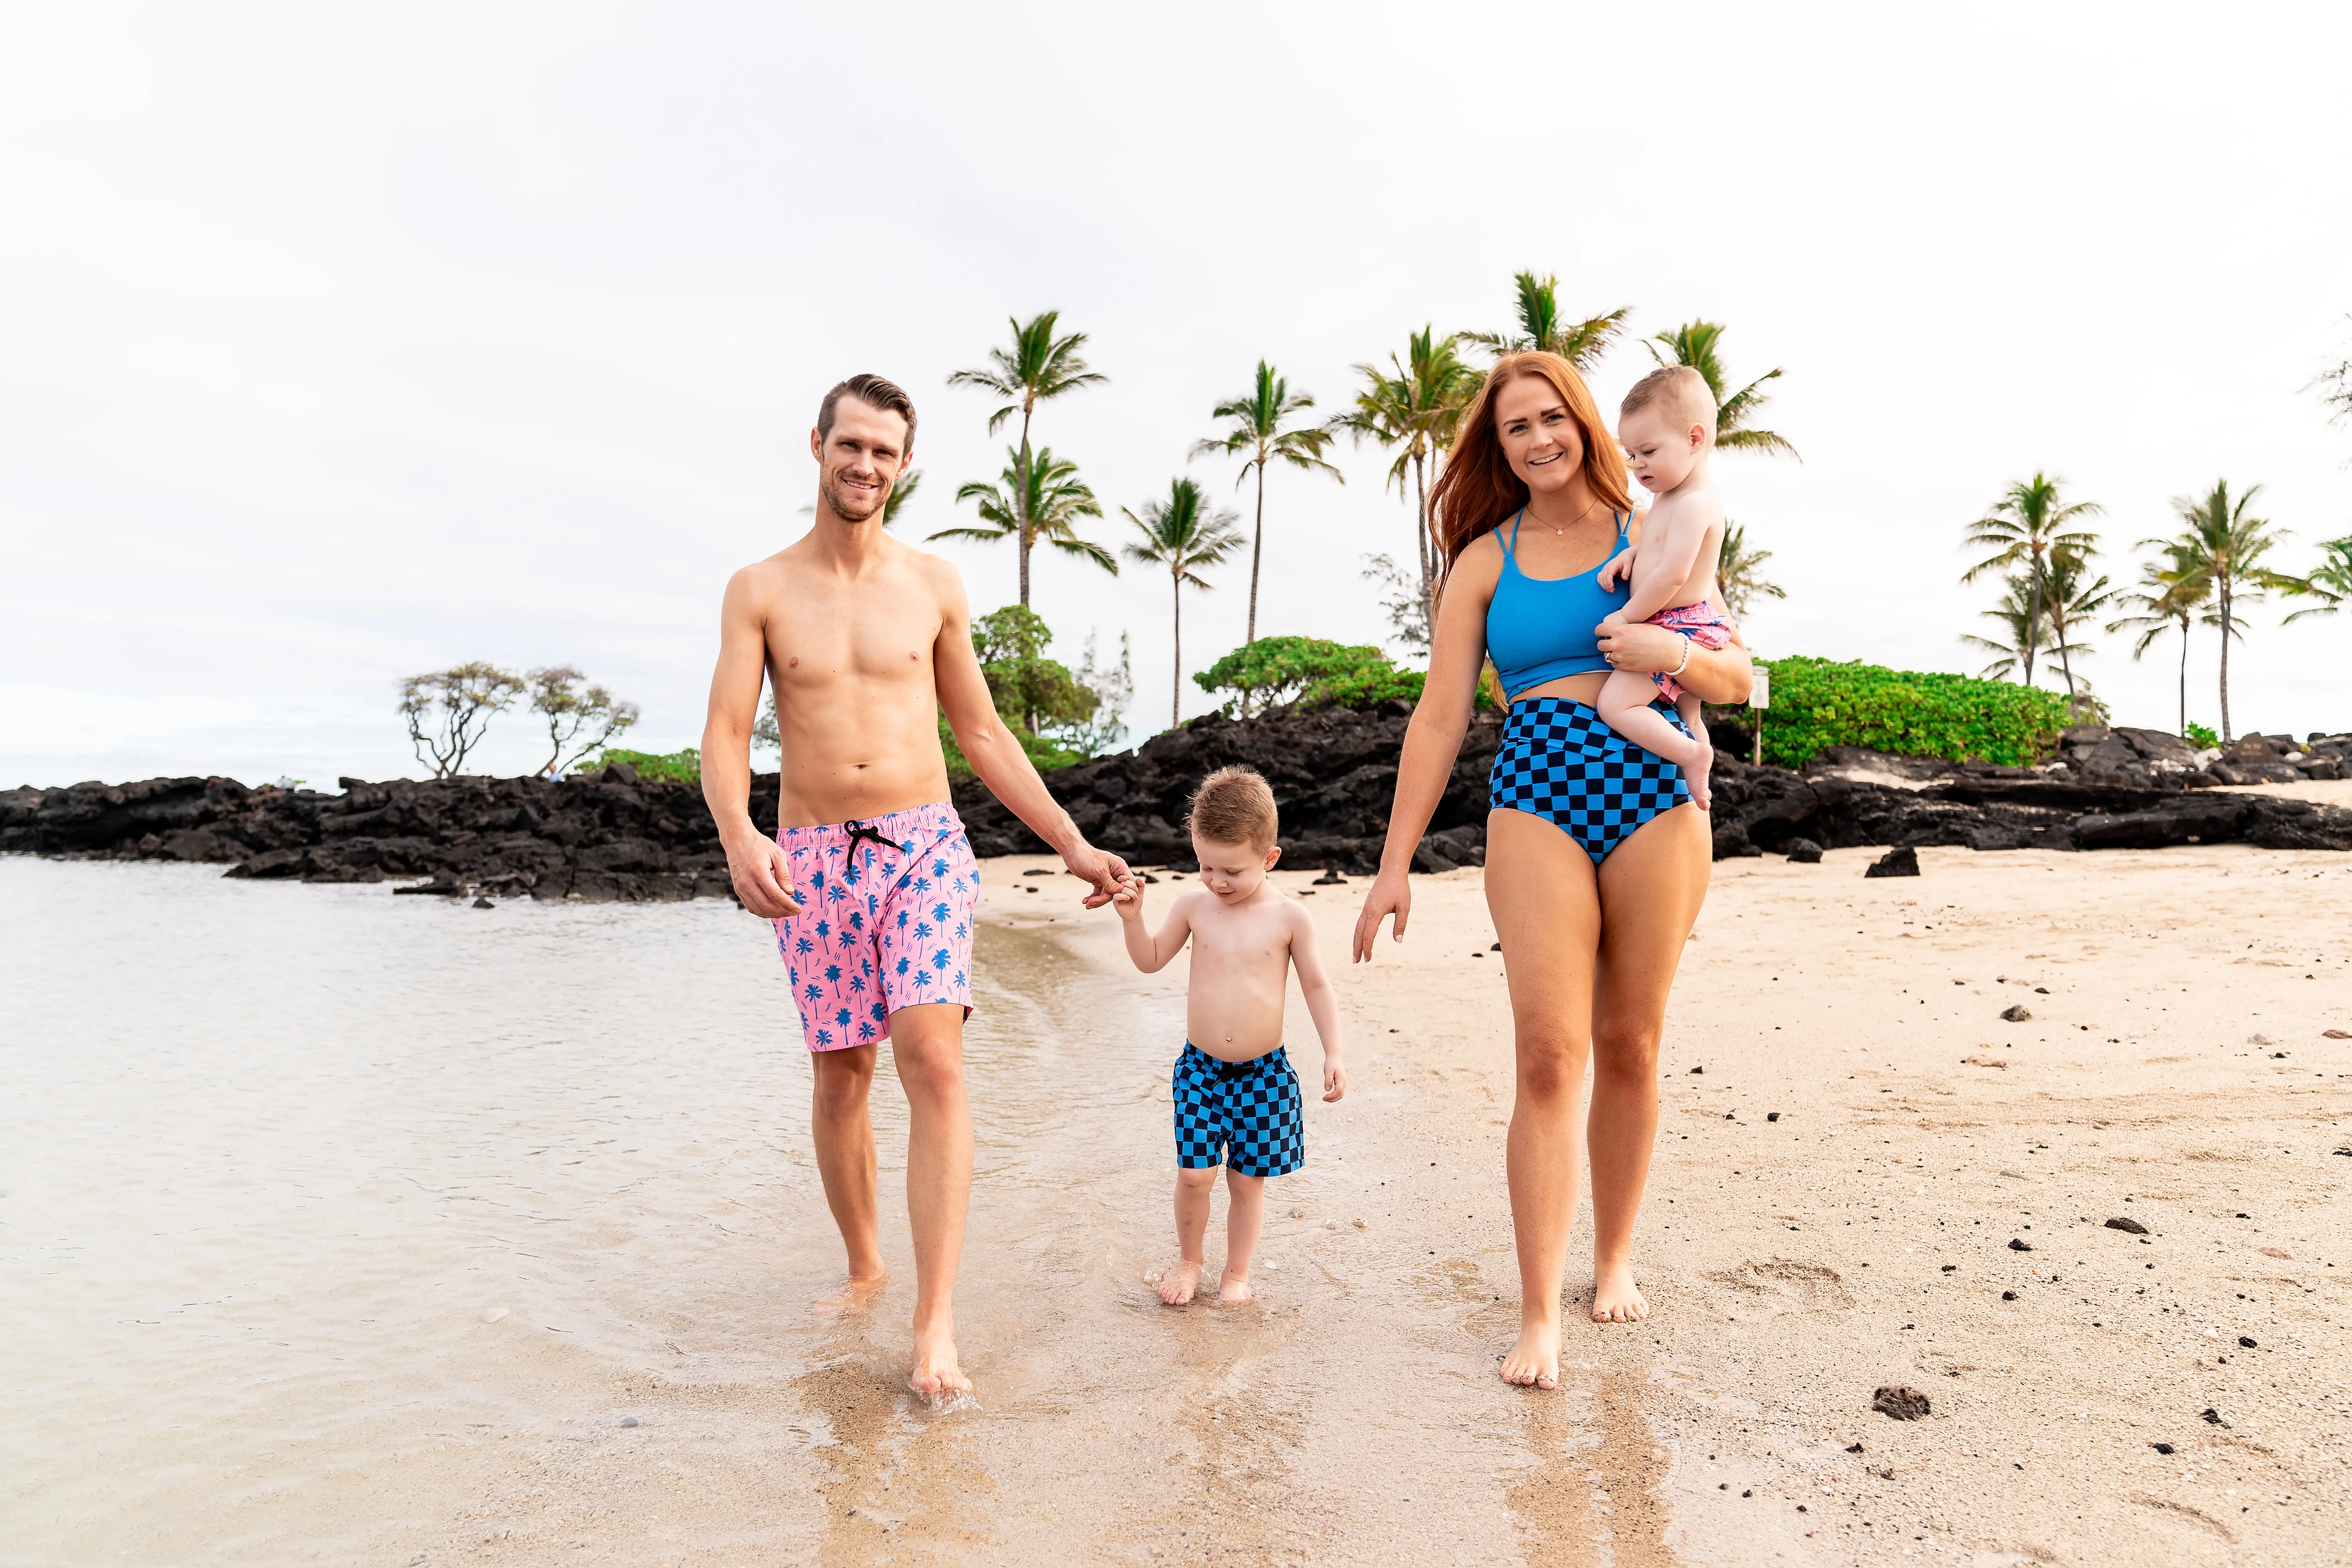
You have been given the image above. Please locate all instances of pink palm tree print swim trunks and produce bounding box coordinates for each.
[772,801,981,1051]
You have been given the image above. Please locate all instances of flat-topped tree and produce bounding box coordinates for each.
[527,666,641,777]
[397,662,524,779]
[1192,361,1342,691]
[947,312,1105,608]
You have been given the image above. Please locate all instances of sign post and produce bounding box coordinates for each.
[1748,666,1770,767]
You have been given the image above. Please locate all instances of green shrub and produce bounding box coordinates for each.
[587,746,701,783]
[1311,663,1427,710]
[937,715,1083,782]
[2183,720,2220,750]
[1755,656,2071,768]
[1193,636,1397,713]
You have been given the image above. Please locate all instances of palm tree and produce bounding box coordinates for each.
[2169,479,2296,741]
[2107,543,2214,735]
[1960,472,2103,690]
[882,468,922,528]
[933,447,1117,592]
[946,312,1105,606]
[1646,320,1799,458]
[2038,543,2115,710]
[1122,477,1244,730]
[1192,361,1343,670]
[1962,573,2093,684]
[2281,535,2352,624]
[1332,326,1476,614]
[1714,520,1786,620]
[1461,271,1631,372]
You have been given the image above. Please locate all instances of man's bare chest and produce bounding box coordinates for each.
[765,578,942,689]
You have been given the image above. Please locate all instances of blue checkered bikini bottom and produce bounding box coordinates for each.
[1172,1042,1304,1178]
[1488,696,1693,865]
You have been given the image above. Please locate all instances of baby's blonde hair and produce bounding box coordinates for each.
[1621,365,1717,439]
[1187,765,1278,852]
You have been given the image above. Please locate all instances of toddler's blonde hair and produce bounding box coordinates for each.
[1187,765,1279,852]
[1620,365,1717,439]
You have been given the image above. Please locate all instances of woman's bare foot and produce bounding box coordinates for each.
[1591,1258,1649,1323]
[1157,1259,1203,1305]
[1499,1321,1560,1389]
[810,1272,886,1318]
[907,1319,969,1404]
[1216,1269,1253,1304]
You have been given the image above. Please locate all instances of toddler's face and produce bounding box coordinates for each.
[1618,407,1704,494]
[1192,835,1278,902]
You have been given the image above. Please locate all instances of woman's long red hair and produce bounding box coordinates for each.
[1428,351,1631,589]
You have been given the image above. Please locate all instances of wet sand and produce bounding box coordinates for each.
[6,846,2348,1565]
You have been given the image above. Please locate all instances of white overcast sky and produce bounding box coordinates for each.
[4,2,2347,788]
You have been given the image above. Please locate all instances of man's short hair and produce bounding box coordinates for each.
[818,373,917,450]
[1620,365,1716,436]
[1187,765,1279,851]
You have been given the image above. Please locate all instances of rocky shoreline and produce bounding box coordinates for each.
[5,709,2347,901]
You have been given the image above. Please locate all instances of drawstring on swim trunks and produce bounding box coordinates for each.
[841,819,904,881]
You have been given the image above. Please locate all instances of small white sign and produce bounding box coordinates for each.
[1749,667,1770,710]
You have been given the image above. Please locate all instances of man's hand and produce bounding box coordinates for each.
[1109,873,1146,922]
[1062,842,1132,909]
[1595,545,1636,590]
[722,830,800,919]
[1321,1056,1348,1103]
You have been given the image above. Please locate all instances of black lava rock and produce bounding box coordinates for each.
[2105,1216,2151,1235]
[2001,1004,2033,1022]
[2009,1238,2033,1251]
[1871,1386,1931,1421]
[1784,837,1824,864]
[1864,846,1920,878]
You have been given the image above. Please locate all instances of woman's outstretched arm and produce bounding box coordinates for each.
[1351,542,1499,962]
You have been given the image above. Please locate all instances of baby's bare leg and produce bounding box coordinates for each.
[1160,1165,1216,1305]
[1595,669,1703,769]
[1219,1172,1267,1302]
[1673,691,1714,811]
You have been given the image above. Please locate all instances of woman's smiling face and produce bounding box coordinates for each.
[1493,373,1585,496]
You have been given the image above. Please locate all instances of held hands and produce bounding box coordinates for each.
[1063,843,1134,909]
[723,831,801,919]
[1595,545,1636,590]
[1348,869,1410,963]
[1108,872,1146,921]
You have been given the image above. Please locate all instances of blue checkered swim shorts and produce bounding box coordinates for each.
[1489,696,1693,864]
[1172,1042,1305,1178]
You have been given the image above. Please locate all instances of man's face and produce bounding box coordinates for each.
[810,397,910,524]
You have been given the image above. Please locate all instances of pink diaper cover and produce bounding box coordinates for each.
[1646,600,1735,705]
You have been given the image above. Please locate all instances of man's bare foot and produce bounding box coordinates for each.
[1217,1269,1253,1304]
[1499,1321,1559,1390]
[907,1320,969,1403]
[1684,742,1714,812]
[1592,1258,1649,1323]
[810,1272,886,1318]
[1157,1259,1203,1305]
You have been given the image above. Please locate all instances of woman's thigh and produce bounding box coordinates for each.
[1484,809,1602,1071]
[1592,802,1712,1050]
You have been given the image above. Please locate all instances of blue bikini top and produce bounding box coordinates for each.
[1484,508,1631,701]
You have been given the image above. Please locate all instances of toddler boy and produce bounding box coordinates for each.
[1111,766,1345,1305]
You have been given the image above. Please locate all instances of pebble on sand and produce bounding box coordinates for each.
[2104,1216,2150,1234]
[2325,1028,2350,1040]
[1963,1054,2007,1069]
[2259,1247,2292,1259]
[2002,1290,2018,1301]
[2152,1442,2175,1454]
[2000,1004,2033,1022]
[619,1416,639,1428]
[1784,837,1824,864]
[2009,1238,2033,1251]
[2202,1407,2230,1426]
[472,897,494,909]
[1863,846,1920,878]
[1871,1386,1931,1421]
[2239,1336,2258,1348]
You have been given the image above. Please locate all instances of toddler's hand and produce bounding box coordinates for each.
[1321,1058,1347,1103]
[1596,546,1635,589]
[1110,876,1144,918]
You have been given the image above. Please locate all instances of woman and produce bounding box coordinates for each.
[1349,352,1752,1391]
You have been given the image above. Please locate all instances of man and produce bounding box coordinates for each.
[701,372,1128,1400]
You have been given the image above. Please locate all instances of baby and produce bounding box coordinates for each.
[1111,766,1345,1305]
[1595,364,1736,809]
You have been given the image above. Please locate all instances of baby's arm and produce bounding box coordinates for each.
[1617,504,1718,624]
[1287,903,1346,1101]
[1113,880,1194,973]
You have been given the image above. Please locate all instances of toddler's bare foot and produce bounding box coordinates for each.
[1217,1269,1254,1304]
[1592,1258,1649,1323]
[1500,1321,1559,1389]
[907,1319,969,1403]
[810,1271,885,1318]
[1684,742,1714,812]
[1157,1259,1203,1306]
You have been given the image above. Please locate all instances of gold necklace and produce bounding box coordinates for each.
[1542,495,1606,536]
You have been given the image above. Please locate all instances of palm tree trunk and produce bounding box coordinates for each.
[2217,578,2234,742]
[2024,553,2043,688]
[1247,459,1266,648]
[2176,619,2189,736]
[1411,449,1432,638]
[2056,608,2077,706]
[1016,404,1035,610]
[1170,572,1183,730]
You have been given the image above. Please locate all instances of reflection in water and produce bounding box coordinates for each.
[1,858,1679,1564]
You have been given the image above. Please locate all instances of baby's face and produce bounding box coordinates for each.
[1192,835,1278,902]
[1618,407,1704,494]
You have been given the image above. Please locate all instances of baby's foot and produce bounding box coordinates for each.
[1592,1258,1649,1323]
[811,1272,885,1318]
[1684,741,1714,812]
[1157,1259,1203,1306]
[1217,1269,1254,1305]
[1500,1321,1560,1390]
[908,1320,970,1403]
